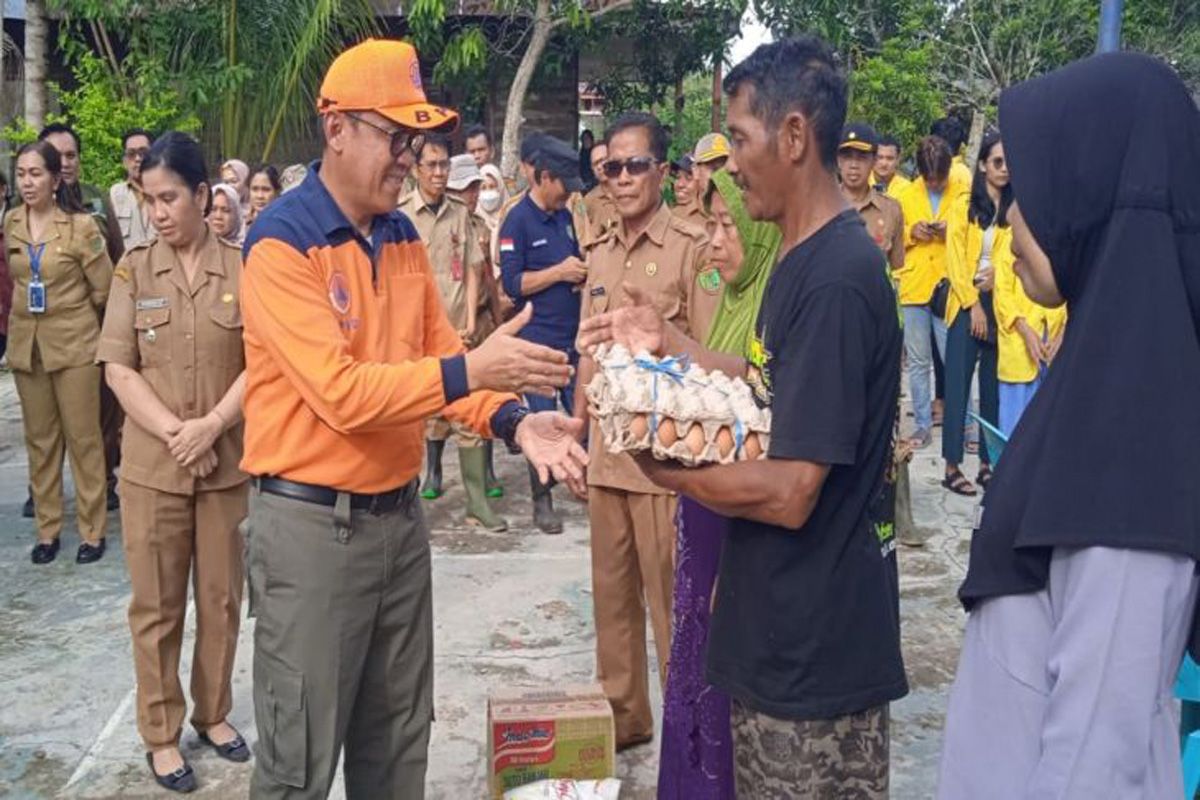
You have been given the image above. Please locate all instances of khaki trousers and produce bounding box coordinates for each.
[424,415,482,447]
[587,485,677,744]
[13,354,106,542]
[121,479,247,748]
[247,483,433,800]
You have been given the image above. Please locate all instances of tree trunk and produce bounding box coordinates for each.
[500,0,554,183]
[24,0,48,129]
[964,108,987,174]
[710,58,723,132]
[673,76,685,135]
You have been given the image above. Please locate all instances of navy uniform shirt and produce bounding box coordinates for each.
[498,193,581,352]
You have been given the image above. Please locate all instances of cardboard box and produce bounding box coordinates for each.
[487,684,616,799]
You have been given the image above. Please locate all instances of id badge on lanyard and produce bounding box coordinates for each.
[27,243,47,314]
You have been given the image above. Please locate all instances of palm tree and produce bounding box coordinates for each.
[24,0,48,129]
[220,0,378,162]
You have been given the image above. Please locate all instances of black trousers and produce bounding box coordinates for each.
[942,294,999,466]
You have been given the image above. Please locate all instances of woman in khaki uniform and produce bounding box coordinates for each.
[5,140,112,565]
[97,133,249,793]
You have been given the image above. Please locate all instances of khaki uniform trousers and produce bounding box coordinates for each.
[424,415,482,446]
[588,485,677,744]
[247,483,433,800]
[121,479,247,748]
[13,349,106,543]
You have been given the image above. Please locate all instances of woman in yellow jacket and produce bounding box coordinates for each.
[896,136,970,448]
[994,239,1067,437]
[941,132,1009,495]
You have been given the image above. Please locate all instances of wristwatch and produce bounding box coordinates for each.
[499,405,531,454]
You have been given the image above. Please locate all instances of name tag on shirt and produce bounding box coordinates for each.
[590,286,606,297]
[135,297,169,310]
[531,239,548,248]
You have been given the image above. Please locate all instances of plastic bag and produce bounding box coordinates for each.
[503,778,622,800]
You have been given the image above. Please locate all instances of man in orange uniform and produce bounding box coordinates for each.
[240,39,588,800]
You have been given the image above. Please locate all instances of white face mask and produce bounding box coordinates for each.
[479,189,502,213]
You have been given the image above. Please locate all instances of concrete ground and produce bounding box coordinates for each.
[0,368,983,799]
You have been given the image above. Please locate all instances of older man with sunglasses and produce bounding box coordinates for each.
[572,111,720,749]
[240,40,588,800]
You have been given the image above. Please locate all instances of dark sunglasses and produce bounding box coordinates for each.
[988,156,1006,169]
[602,156,658,179]
[345,113,425,158]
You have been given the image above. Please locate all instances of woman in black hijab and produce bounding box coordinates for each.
[937,52,1200,798]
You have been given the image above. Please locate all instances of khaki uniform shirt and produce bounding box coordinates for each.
[96,229,246,495]
[851,189,906,270]
[109,180,156,252]
[582,203,716,494]
[398,191,485,332]
[4,205,112,372]
[671,198,707,230]
[582,186,618,248]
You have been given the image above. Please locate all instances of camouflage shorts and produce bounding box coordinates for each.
[730,700,889,799]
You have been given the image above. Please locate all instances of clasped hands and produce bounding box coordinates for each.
[164,412,225,479]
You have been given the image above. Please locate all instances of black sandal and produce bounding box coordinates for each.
[977,464,993,490]
[146,752,197,793]
[942,468,978,497]
[196,726,251,763]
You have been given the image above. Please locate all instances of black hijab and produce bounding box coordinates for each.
[958,53,1200,609]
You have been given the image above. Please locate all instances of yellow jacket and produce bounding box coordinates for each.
[943,193,1011,324]
[951,155,973,189]
[895,174,969,305]
[872,172,911,201]
[993,248,1068,383]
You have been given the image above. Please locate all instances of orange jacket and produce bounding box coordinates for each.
[240,165,516,492]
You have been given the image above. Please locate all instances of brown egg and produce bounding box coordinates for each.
[656,417,678,447]
[629,413,648,442]
[742,432,763,461]
[683,422,707,456]
[715,427,735,459]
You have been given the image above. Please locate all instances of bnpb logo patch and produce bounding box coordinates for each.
[328,272,351,315]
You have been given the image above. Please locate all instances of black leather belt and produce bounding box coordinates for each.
[254,476,417,516]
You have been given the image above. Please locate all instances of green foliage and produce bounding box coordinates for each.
[5,50,199,188]
[849,39,943,155]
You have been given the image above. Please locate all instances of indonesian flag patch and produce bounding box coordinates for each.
[500,239,515,253]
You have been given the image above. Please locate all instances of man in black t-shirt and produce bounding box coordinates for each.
[577,37,906,798]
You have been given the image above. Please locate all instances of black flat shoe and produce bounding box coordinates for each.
[106,485,120,511]
[145,752,196,793]
[31,540,60,565]
[196,728,251,763]
[76,539,106,564]
[21,492,34,518]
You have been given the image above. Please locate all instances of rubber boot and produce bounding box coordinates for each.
[484,440,503,498]
[528,463,563,535]
[460,446,507,531]
[420,440,445,500]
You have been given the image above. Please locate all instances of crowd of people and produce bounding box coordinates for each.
[0,28,1197,800]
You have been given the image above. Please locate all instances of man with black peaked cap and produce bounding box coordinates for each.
[498,135,588,533]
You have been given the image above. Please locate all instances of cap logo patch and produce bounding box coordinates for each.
[410,59,423,91]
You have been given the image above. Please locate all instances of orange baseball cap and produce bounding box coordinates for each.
[317,39,459,133]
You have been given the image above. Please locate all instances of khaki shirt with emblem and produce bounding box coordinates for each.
[4,205,112,372]
[398,190,485,331]
[95,229,247,495]
[851,189,906,270]
[582,203,717,494]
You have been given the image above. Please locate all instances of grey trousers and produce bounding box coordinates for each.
[246,484,433,800]
[937,546,1199,800]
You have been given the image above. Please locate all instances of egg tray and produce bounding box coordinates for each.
[595,409,768,466]
[586,344,771,467]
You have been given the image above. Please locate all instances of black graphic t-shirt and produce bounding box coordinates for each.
[706,210,909,720]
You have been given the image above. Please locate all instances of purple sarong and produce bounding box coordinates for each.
[657,497,735,799]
